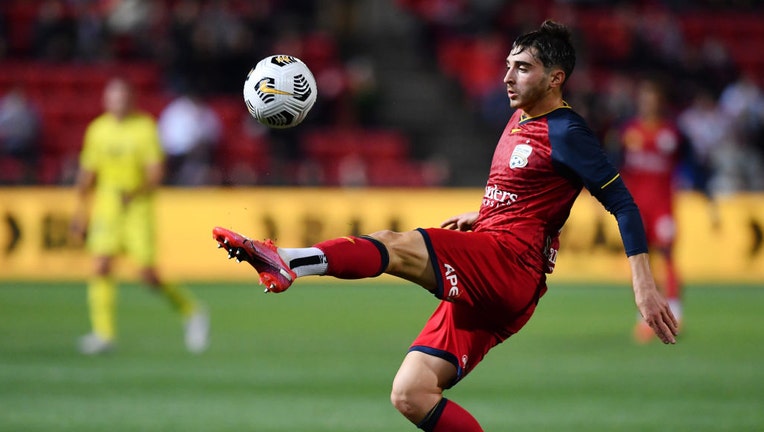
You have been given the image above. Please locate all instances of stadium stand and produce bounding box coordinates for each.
[1,0,762,188]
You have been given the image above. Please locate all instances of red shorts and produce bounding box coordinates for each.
[410,228,547,386]
[628,180,675,247]
[639,205,676,247]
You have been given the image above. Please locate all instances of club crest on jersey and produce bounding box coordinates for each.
[509,144,532,169]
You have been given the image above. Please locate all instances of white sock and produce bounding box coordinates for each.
[278,247,328,277]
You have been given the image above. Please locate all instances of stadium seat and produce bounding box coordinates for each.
[216,133,273,185]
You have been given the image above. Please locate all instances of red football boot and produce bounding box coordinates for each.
[212,227,296,293]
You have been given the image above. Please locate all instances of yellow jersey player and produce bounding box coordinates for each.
[70,78,209,355]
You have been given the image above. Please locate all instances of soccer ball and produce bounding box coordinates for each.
[243,55,318,129]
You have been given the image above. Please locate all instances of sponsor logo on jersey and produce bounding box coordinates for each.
[482,184,518,208]
[509,144,532,169]
[443,263,460,300]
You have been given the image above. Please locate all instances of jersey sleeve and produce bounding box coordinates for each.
[550,116,648,256]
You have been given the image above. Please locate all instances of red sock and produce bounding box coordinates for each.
[418,398,483,432]
[313,236,389,279]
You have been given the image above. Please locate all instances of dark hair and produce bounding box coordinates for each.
[511,20,576,85]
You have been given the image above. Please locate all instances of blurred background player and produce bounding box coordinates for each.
[612,79,685,342]
[70,77,209,355]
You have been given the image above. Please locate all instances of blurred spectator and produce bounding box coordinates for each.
[158,89,222,186]
[32,0,77,61]
[0,85,40,183]
[678,89,740,195]
[161,0,202,92]
[718,71,764,190]
[339,55,380,126]
[676,36,737,103]
[72,1,108,61]
[0,7,8,60]
[600,73,638,134]
[162,0,255,95]
[638,5,685,70]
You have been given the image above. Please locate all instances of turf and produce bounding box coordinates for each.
[0,281,762,431]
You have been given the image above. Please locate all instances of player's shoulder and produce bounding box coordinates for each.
[85,113,114,136]
[87,112,111,127]
[545,105,593,142]
[128,110,157,126]
[546,104,587,127]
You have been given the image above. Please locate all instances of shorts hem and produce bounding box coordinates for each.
[416,228,443,299]
[408,345,463,388]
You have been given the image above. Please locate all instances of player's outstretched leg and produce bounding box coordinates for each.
[212,227,296,293]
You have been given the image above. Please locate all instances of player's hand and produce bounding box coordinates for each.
[634,282,679,344]
[628,253,678,344]
[441,211,479,231]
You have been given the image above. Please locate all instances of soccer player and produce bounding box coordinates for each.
[614,79,685,343]
[70,78,209,355]
[214,21,678,431]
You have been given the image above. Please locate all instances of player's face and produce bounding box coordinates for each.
[637,83,661,119]
[103,79,133,118]
[503,47,559,114]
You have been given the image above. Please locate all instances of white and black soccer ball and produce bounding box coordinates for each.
[243,55,318,129]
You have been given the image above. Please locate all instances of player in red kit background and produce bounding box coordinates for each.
[213,21,678,432]
[615,79,684,343]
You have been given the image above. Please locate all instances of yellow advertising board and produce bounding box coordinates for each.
[0,188,762,283]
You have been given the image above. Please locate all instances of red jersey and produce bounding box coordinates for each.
[409,104,649,383]
[472,105,647,273]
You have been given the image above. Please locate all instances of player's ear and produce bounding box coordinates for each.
[549,68,565,89]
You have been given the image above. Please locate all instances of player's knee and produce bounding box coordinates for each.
[93,257,111,276]
[390,380,433,423]
[368,230,424,274]
[368,229,398,245]
[368,230,402,270]
[390,385,420,421]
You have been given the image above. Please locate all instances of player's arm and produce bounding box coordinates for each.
[552,120,678,343]
[122,161,163,205]
[590,172,678,343]
[628,252,679,344]
[70,168,96,242]
[71,123,99,240]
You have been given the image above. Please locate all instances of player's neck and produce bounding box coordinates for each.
[521,94,566,118]
[640,114,662,128]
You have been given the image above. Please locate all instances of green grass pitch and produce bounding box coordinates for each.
[1,281,762,431]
